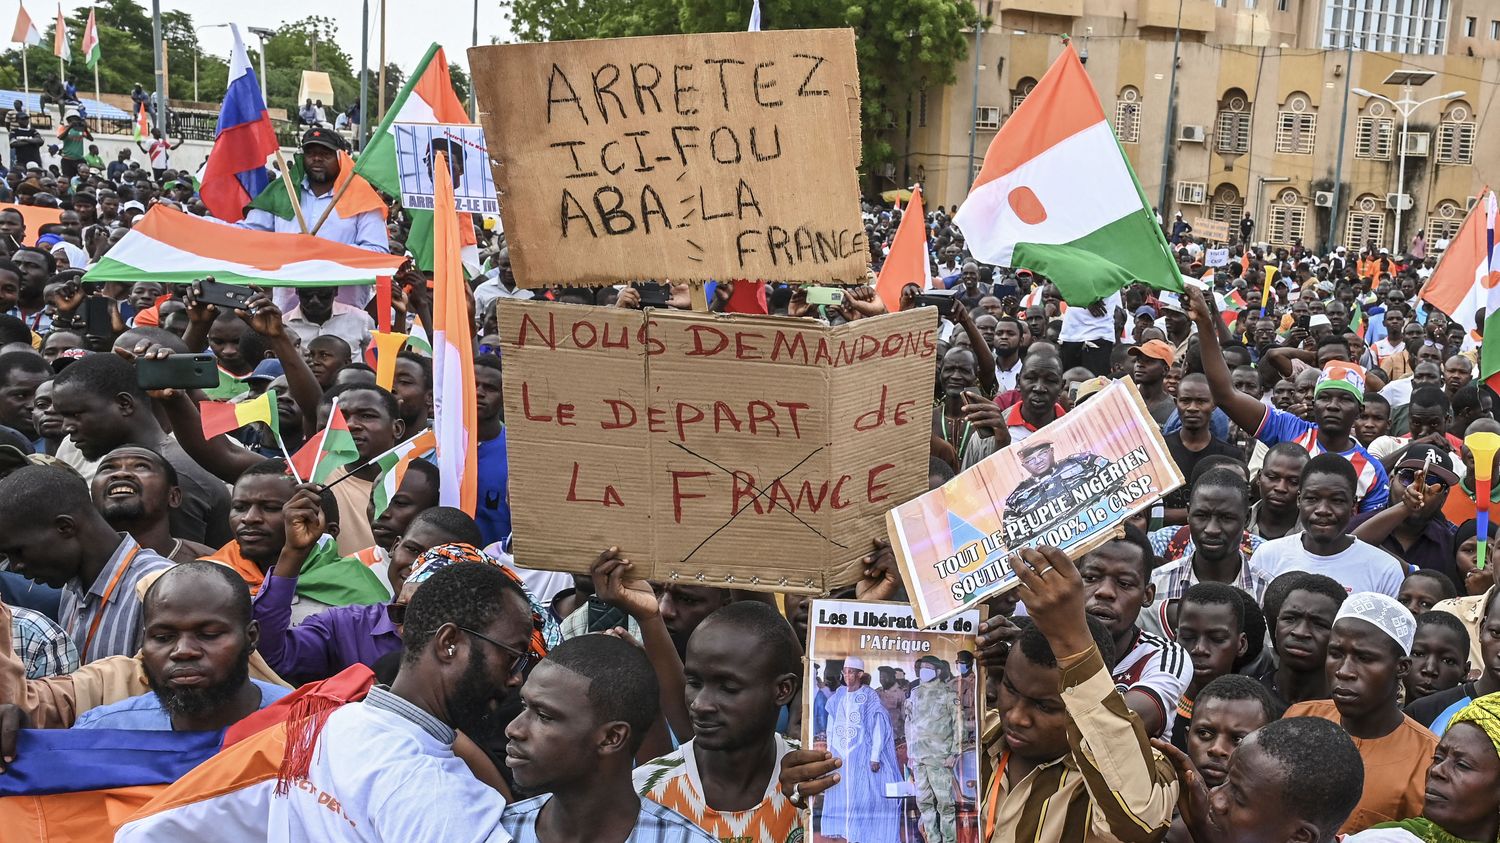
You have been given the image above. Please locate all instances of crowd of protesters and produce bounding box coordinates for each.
[0,97,1497,843]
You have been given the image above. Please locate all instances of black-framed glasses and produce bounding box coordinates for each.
[386,602,407,625]
[458,626,533,678]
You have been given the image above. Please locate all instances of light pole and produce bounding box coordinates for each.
[1350,85,1464,254]
[965,22,986,187]
[247,26,275,107]
[1157,0,1184,215]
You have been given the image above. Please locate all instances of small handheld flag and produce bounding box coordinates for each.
[289,399,359,485]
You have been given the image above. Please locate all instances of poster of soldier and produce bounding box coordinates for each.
[887,379,1183,628]
[803,599,982,843]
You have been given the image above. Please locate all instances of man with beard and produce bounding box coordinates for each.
[69,562,290,729]
[1285,592,1436,833]
[1190,286,1390,513]
[266,562,532,839]
[504,635,714,843]
[1249,454,1405,597]
[0,351,50,450]
[0,465,174,662]
[50,352,231,545]
[90,446,214,564]
[636,601,803,843]
[242,127,389,311]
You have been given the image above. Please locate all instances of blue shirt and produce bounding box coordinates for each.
[72,679,291,730]
[476,429,512,547]
[1255,406,1390,512]
[500,793,715,843]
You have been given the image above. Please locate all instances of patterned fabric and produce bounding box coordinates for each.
[406,543,561,657]
[10,605,78,679]
[635,736,802,843]
[1449,691,1500,756]
[502,792,716,843]
[58,534,175,663]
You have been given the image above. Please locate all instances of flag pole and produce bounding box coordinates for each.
[21,49,29,94]
[300,395,338,483]
[92,63,100,130]
[273,149,310,233]
[308,174,357,235]
[274,426,304,484]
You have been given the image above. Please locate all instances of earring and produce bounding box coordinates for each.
[447,646,456,656]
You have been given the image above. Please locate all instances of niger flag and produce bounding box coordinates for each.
[954,45,1181,304]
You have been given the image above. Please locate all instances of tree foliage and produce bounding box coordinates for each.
[256,16,361,116]
[506,0,977,179]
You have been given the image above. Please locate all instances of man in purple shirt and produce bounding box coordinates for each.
[253,497,485,685]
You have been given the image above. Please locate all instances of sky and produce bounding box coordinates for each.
[139,0,515,76]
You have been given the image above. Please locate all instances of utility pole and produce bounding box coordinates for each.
[1328,39,1352,251]
[377,0,387,121]
[1156,0,1184,215]
[151,0,167,132]
[359,0,369,149]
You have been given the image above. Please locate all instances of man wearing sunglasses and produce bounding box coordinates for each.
[1351,444,1464,593]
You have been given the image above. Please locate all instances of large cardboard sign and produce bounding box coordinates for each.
[804,599,983,843]
[499,301,935,592]
[469,29,866,289]
[887,379,1184,627]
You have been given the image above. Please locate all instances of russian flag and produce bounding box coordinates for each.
[200,24,281,223]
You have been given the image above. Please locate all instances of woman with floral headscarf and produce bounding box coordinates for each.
[1346,692,1500,843]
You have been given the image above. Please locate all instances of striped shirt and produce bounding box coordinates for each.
[982,646,1178,843]
[10,605,78,678]
[1111,629,1193,738]
[59,534,175,663]
[501,793,716,843]
[634,736,802,843]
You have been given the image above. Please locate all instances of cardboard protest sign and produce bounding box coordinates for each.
[804,599,982,843]
[394,123,499,215]
[887,379,1184,627]
[1193,217,1230,243]
[468,29,866,289]
[1205,247,1229,267]
[499,300,935,593]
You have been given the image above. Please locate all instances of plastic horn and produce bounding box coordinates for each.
[1465,431,1500,570]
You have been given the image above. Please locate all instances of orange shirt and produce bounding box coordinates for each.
[1284,699,1436,834]
[634,736,802,843]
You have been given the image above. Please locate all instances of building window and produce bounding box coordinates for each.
[1210,184,1244,225]
[1011,78,1037,114]
[1322,0,1449,54]
[1216,90,1252,154]
[975,106,1001,130]
[1466,16,1477,36]
[1427,200,1464,244]
[918,87,928,128]
[1114,87,1142,144]
[1437,102,1475,164]
[1277,0,1288,10]
[1345,195,1388,249]
[1266,189,1308,246]
[1355,110,1395,160]
[1275,94,1316,154]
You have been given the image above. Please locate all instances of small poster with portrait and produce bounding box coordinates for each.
[394,122,499,214]
[803,599,982,843]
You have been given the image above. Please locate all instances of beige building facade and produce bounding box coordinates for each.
[903,0,1500,251]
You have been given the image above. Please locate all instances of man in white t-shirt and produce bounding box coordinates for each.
[1250,452,1407,597]
[1058,289,1122,377]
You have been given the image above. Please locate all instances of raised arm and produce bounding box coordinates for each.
[237,289,323,434]
[252,488,337,680]
[952,304,999,396]
[1185,286,1268,436]
[589,548,692,741]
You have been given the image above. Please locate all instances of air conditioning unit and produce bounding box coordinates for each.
[1400,131,1430,157]
[1178,125,1207,143]
[880,162,896,178]
[1176,181,1207,205]
[1314,191,1336,208]
[1386,193,1414,210]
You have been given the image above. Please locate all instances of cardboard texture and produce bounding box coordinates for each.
[887,379,1185,627]
[468,29,866,289]
[499,300,935,593]
[1192,217,1230,243]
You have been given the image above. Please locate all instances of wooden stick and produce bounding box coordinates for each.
[689,282,709,312]
[273,149,309,234]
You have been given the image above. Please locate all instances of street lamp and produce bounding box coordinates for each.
[247,26,276,106]
[1350,85,1464,254]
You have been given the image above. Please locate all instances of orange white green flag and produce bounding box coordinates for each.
[954,44,1181,305]
[1418,187,1493,339]
[431,150,477,514]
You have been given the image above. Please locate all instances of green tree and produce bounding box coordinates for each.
[253,16,360,117]
[448,63,471,107]
[505,0,977,179]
